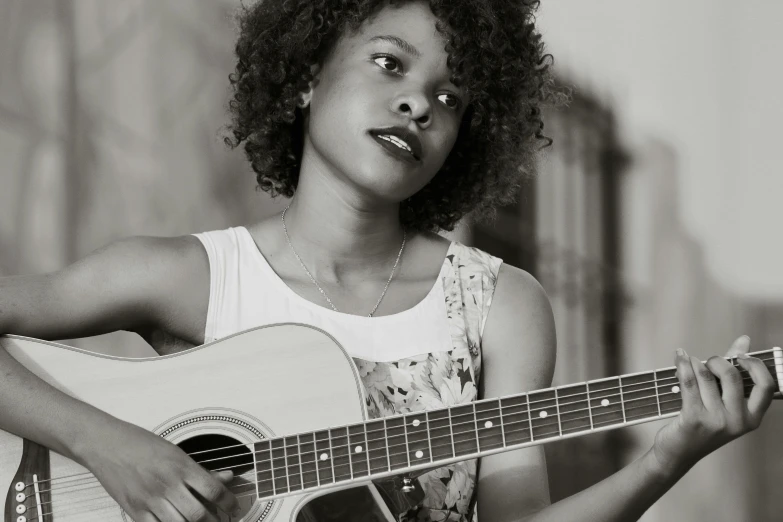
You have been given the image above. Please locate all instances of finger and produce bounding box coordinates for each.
[674,349,703,414]
[212,470,234,485]
[705,356,744,412]
[169,486,219,522]
[152,498,187,522]
[725,335,751,357]
[689,355,724,412]
[737,354,777,426]
[185,467,240,518]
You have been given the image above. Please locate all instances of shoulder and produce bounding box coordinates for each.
[481,264,556,395]
[64,233,210,342]
[2,233,210,345]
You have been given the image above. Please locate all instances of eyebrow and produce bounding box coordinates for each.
[368,35,421,58]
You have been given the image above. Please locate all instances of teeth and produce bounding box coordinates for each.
[378,134,413,155]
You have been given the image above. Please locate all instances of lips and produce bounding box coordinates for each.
[368,126,423,162]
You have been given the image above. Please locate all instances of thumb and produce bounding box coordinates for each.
[724,335,751,357]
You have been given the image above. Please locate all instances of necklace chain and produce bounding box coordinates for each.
[281,205,406,317]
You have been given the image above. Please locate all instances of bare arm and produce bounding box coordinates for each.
[0,235,209,463]
[477,264,556,521]
[477,265,776,522]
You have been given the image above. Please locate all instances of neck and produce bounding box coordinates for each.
[282,178,407,282]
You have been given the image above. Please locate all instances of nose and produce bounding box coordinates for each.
[393,91,432,127]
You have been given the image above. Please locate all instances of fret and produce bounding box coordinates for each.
[472,404,481,450]
[402,414,412,467]
[774,348,783,393]
[653,370,662,416]
[554,388,563,436]
[475,399,503,452]
[451,404,479,457]
[330,427,351,482]
[587,378,624,428]
[557,384,590,435]
[296,435,305,490]
[366,419,390,474]
[499,395,531,446]
[347,423,370,478]
[585,383,594,429]
[270,437,288,494]
[655,368,681,415]
[254,439,275,498]
[314,430,334,484]
[528,389,559,440]
[386,416,408,471]
[497,399,507,447]
[283,435,302,491]
[447,407,457,456]
[525,393,535,442]
[425,412,434,462]
[384,418,392,471]
[298,432,319,490]
[406,412,432,465]
[618,377,627,423]
[621,372,659,423]
[427,408,454,461]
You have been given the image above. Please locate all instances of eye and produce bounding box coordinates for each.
[437,93,461,111]
[372,54,402,74]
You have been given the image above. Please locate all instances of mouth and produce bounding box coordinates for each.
[367,128,423,164]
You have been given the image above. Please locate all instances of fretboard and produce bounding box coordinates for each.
[243,348,782,500]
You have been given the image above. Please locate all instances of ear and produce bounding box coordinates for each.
[297,63,322,109]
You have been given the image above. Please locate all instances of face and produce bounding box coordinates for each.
[298,0,468,204]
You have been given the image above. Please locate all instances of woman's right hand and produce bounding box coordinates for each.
[79,419,240,522]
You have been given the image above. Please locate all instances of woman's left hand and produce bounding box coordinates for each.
[651,335,777,476]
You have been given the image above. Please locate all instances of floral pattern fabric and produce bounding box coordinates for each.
[354,243,502,522]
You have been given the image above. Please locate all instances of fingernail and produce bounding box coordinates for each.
[738,352,750,359]
[741,335,750,341]
[675,348,686,358]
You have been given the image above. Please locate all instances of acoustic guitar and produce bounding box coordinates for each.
[1,324,781,521]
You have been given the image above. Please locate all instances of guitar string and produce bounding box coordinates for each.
[26,356,776,510]
[24,366,751,499]
[28,350,776,492]
[29,387,696,519]
[26,374,767,518]
[22,359,776,507]
[23,388,703,520]
[26,382,763,521]
[26,355,776,493]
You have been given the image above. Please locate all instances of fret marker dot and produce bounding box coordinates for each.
[601,399,610,407]
[320,453,329,461]
[355,446,363,453]
[412,419,421,427]
[415,450,424,459]
[539,410,548,418]
[672,386,680,394]
[484,420,493,428]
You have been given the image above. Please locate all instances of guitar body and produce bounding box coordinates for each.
[0,324,398,522]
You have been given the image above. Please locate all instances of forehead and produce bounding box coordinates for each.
[341,1,451,58]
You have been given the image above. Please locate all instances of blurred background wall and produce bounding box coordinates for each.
[1,1,781,521]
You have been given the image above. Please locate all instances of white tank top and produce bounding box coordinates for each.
[193,225,454,361]
[192,225,503,522]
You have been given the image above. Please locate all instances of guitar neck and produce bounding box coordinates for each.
[250,348,783,500]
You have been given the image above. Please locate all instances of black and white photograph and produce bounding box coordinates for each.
[0,1,781,521]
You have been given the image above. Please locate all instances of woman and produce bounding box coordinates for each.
[0,1,776,521]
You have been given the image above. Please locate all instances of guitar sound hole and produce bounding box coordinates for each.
[177,434,255,475]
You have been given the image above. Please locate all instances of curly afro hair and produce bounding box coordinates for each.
[225,0,566,232]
